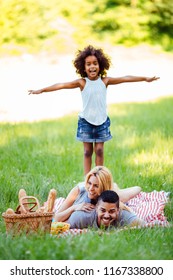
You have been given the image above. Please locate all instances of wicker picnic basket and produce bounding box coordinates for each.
[2,194,54,235]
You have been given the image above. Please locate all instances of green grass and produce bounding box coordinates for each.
[0,96,172,260]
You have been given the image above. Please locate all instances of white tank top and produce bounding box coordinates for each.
[79,77,107,125]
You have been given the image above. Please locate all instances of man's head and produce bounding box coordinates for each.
[96,190,120,228]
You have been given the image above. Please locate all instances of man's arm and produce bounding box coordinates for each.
[68,210,96,229]
[119,209,145,228]
[128,217,146,227]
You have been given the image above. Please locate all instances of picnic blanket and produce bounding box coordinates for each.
[126,190,170,227]
[53,190,170,237]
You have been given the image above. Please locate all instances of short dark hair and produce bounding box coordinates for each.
[97,190,119,208]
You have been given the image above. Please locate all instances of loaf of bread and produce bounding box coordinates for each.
[5,208,15,215]
[18,188,27,200]
[18,188,29,212]
[46,189,57,212]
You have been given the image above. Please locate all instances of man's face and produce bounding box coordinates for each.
[96,201,119,228]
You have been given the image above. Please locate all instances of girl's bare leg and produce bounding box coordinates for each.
[94,142,104,166]
[83,142,93,175]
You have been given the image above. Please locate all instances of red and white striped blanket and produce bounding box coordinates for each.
[53,190,170,237]
[127,190,170,227]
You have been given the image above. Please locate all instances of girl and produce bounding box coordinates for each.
[28,45,159,175]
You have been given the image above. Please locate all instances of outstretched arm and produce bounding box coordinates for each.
[115,185,141,203]
[104,75,160,86]
[28,79,83,95]
[113,183,141,203]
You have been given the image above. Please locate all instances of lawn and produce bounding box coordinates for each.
[0,96,172,260]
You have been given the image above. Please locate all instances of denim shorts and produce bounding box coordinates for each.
[76,116,112,143]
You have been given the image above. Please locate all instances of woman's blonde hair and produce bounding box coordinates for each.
[85,166,114,193]
[85,166,132,212]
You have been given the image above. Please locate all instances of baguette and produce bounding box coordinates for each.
[46,189,57,212]
[18,188,27,200]
[18,188,29,212]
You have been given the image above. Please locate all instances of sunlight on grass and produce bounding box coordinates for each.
[0,123,38,146]
[133,150,172,166]
[127,132,173,166]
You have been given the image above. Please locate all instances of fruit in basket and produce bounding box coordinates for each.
[50,222,70,235]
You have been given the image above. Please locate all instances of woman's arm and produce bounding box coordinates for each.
[54,186,95,222]
[113,183,141,203]
[54,186,80,222]
[103,76,159,86]
[28,78,84,95]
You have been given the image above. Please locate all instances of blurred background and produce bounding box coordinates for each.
[0,0,173,122]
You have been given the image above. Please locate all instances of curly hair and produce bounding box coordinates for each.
[73,45,111,77]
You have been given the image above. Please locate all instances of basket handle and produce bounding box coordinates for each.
[19,196,40,214]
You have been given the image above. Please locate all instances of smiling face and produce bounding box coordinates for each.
[96,201,119,228]
[84,55,100,80]
[87,175,101,200]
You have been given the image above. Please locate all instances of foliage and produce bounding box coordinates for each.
[0,0,173,55]
[0,1,50,51]
[0,0,73,54]
[0,96,172,260]
[139,0,173,51]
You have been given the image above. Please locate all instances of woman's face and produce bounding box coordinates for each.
[84,55,100,80]
[87,175,101,200]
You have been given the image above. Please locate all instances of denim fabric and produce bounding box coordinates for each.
[76,116,112,143]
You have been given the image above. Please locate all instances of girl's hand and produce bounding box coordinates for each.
[145,76,160,82]
[74,203,95,212]
[28,89,42,95]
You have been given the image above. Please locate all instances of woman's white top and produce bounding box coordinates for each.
[79,77,107,125]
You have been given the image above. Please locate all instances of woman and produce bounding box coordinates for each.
[54,166,141,222]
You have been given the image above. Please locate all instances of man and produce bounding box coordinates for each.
[68,190,145,229]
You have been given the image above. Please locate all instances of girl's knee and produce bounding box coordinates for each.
[95,147,104,157]
[84,148,93,158]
